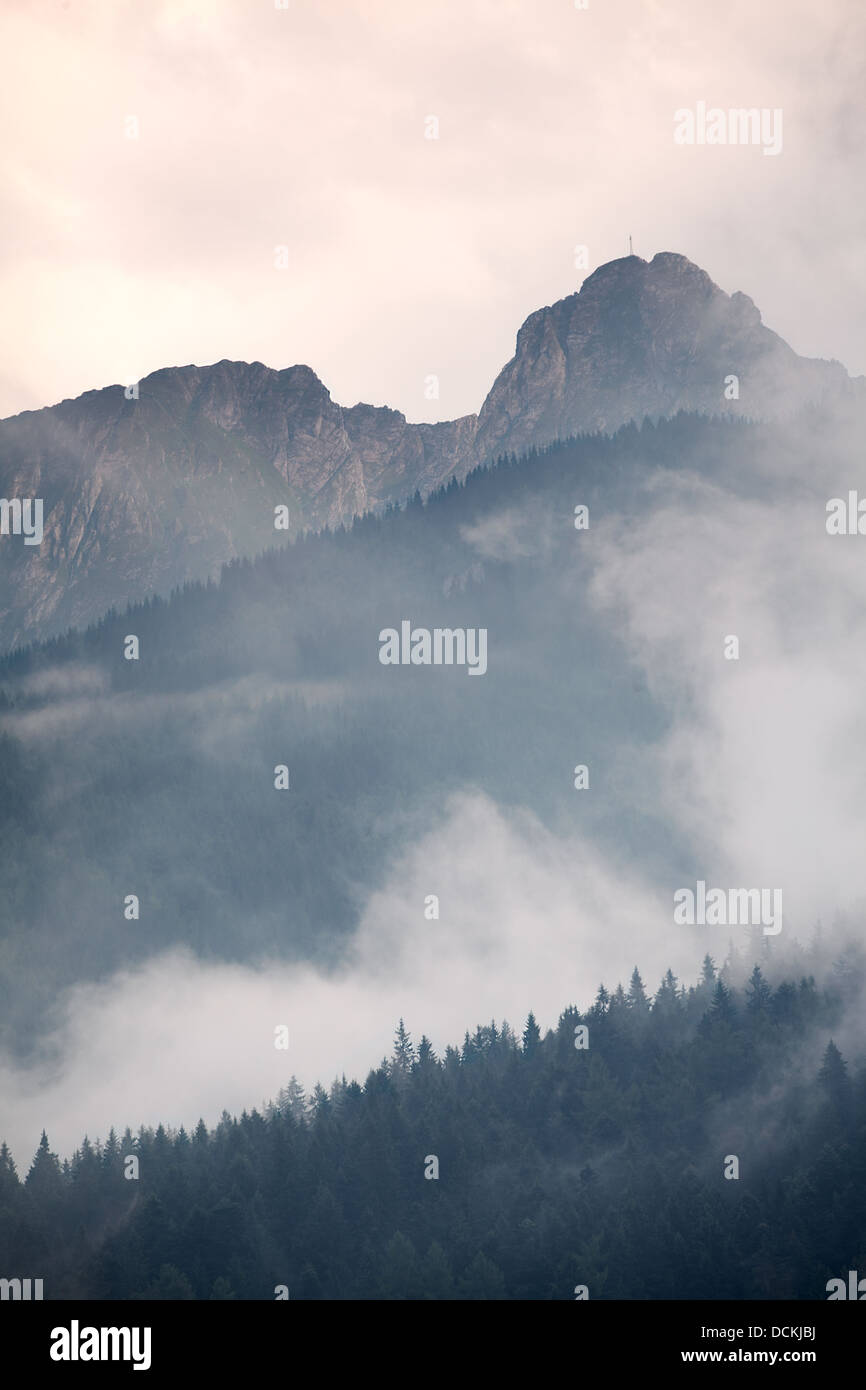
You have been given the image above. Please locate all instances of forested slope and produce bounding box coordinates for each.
[2,953,863,1300]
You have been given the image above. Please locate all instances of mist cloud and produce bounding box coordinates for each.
[587,454,866,934]
[1,790,698,1165]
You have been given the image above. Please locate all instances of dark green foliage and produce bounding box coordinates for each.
[2,962,863,1300]
[521,1012,541,1055]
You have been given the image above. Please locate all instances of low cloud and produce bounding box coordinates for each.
[588,462,866,933]
[460,501,555,561]
[1,790,700,1165]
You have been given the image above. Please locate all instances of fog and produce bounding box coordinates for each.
[3,410,866,1167]
[2,790,687,1164]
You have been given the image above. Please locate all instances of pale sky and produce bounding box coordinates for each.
[1,0,863,422]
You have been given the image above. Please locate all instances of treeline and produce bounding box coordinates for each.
[0,412,765,687]
[2,953,864,1299]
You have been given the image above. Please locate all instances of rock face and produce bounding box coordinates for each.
[0,362,477,648]
[475,252,860,459]
[0,251,860,649]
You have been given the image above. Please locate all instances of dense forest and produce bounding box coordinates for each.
[2,948,864,1300]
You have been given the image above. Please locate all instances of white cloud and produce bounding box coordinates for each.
[1,791,688,1165]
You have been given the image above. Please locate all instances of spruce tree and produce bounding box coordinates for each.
[627,967,649,1011]
[522,1012,541,1054]
[392,1019,416,1076]
[818,1040,851,1110]
[25,1131,64,1201]
[0,1141,19,1200]
[745,963,772,1013]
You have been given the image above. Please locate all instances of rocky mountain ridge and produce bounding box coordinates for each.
[0,251,860,649]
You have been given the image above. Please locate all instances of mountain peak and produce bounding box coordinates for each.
[0,252,862,649]
[474,250,855,458]
[565,249,715,303]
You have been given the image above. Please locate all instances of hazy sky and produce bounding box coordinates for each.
[1,0,864,422]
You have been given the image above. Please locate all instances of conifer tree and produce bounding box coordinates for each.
[818,1039,851,1110]
[708,979,735,1021]
[0,1141,19,1199]
[392,1019,416,1076]
[593,984,610,1015]
[745,963,772,1013]
[627,967,649,1011]
[25,1131,64,1201]
[522,1012,541,1054]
